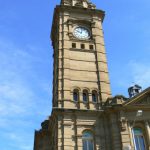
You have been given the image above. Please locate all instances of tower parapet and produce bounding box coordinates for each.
[61,0,96,9]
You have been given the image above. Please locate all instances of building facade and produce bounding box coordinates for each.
[34,0,150,150]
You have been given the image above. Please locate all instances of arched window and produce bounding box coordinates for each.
[92,91,97,103]
[73,89,79,102]
[83,90,88,102]
[82,131,94,150]
[133,128,146,150]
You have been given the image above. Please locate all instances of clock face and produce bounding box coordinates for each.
[73,26,90,39]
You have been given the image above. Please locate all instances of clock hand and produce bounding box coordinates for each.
[76,30,80,34]
[80,29,82,33]
[77,29,81,34]
[78,31,81,34]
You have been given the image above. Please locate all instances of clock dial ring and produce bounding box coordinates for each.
[73,26,90,39]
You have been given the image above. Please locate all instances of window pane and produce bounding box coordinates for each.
[133,128,146,150]
[83,93,87,102]
[92,93,97,102]
[81,44,85,49]
[83,141,87,150]
[134,128,143,135]
[72,43,76,48]
[73,92,78,101]
[139,136,146,150]
[89,45,94,50]
[83,132,93,138]
[135,136,140,150]
[83,131,94,150]
[88,140,94,150]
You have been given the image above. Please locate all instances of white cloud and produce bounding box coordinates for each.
[0,49,36,116]
[2,131,34,150]
[129,61,150,89]
[0,37,50,116]
[0,37,51,149]
[0,80,36,116]
[110,60,150,97]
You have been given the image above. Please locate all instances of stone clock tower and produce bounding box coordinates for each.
[34,0,150,150]
[51,0,111,110]
[34,0,112,150]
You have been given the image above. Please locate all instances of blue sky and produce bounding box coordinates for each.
[0,0,150,149]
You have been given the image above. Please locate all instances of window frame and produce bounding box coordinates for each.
[89,45,94,50]
[73,89,79,102]
[82,131,94,150]
[133,127,146,150]
[83,90,88,103]
[81,44,85,49]
[92,91,98,103]
[72,43,76,48]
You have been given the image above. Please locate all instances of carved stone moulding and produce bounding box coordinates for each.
[67,19,92,26]
[119,118,127,131]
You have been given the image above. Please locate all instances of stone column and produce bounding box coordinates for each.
[79,91,82,109]
[128,122,134,150]
[145,121,150,149]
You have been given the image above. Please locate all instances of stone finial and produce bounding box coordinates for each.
[61,0,96,9]
[61,0,72,6]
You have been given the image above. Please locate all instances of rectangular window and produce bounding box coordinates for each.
[133,128,146,150]
[73,92,78,102]
[89,45,94,50]
[81,44,85,49]
[72,43,76,48]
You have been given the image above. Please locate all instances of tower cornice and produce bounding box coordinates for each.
[51,5,105,45]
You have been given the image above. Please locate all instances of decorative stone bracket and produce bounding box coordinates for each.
[120,118,127,131]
